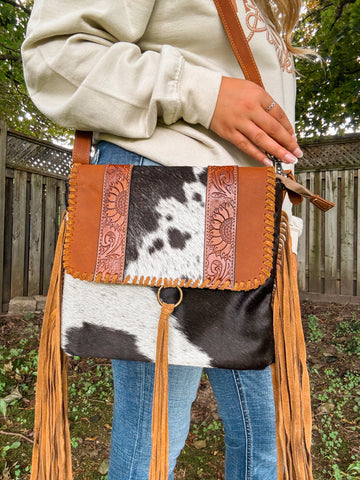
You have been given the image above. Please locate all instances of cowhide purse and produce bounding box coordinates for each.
[30,2,334,480]
[61,161,282,370]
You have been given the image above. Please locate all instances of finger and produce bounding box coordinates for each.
[231,130,273,166]
[267,102,294,137]
[243,122,298,164]
[252,109,302,157]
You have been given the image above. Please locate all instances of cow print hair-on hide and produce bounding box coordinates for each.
[61,273,213,367]
[123,167,207,281]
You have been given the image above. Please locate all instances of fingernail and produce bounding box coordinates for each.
[284,153,297,163]
[292,147,303,158]
[263,158,273,166]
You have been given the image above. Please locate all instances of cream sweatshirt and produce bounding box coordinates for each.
[21,0,302,249]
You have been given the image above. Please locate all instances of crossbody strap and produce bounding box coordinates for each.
[73,0,262,164]
[72,129,93,164]
[213,0,264,88]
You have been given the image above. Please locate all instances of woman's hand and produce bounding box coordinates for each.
[210,77,302,166]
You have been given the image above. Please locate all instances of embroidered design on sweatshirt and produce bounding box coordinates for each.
[242,0,294,74]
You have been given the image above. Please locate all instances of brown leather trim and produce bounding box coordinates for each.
[272,213,314,479]
[204,166,238,287]
[234,167,276,288]
[72,131,92,165]
[94,165,133,282]
[64,165,278,292]
[63,164,106,279]
[277,172,335,212]
[213,0,264,87]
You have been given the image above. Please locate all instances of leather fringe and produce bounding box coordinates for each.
[30,213,72,480]
[30,211,313,480]
[272,215,313,480]
[149,302,175,480]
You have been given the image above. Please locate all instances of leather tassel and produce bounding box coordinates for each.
[272,216,313,480]
[31,214,72,480]
[149,302,175,480]
[276,173,335,213]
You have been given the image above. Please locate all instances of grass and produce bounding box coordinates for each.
[303,305,360,480]
[1,302,360,479]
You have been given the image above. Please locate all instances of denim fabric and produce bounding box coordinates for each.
[96,142,277,480]
[92,140,160,166]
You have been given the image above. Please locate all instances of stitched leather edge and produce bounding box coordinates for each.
[272,211,290,304]
[63,163,93,281]
[233,166,276,290]
[63,163,105,281]
[64,166,278,292]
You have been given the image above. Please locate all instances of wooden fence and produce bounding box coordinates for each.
[0,121,71,312]
[0,123,359,311]
[294,136,360,303]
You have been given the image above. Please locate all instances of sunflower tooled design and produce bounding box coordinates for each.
[105,178,128,227]
[209,202,235,258]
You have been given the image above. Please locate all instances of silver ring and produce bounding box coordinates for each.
[265,100,276,113]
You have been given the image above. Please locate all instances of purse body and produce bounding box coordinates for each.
[61,163,283,370]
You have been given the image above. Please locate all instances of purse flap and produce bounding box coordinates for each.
[64,164,277,291]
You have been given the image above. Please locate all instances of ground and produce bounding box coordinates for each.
[1,301,360,479]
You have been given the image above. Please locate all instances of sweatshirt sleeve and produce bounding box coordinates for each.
[21,0,222,137]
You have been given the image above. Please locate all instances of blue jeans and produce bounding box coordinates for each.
[94,141,277,480]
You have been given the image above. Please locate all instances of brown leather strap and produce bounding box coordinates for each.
[213,0,264,88]
[72,130,92,165]
[277,173,335,212]
[73,0,264,165]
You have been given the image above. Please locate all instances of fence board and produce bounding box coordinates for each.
[357,170,360,297]
[28,174,43,296]
[324,170,338,294]
[0,121,6,310]
[58,179,67,226]
[3,178,13,309]
[1,123,360,310]
[43,177,57,292]
[340,170,355,295]
[294,172,307,291]
[10,170,27,298]
[308,173,323,293]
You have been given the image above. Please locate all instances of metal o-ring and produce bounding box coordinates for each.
[157,286,183,308]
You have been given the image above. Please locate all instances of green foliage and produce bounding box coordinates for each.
[0,398,7,417]
[335,316,360,357]
[0,0,359,140]
[347,461,360,476]
[1,307,360,479]
[0,1,30,126]
[307,314,324,342]
[0,317,114,479]
[0,0,70,140]
[191,420,224,443]
[177,419,225,479]
[1,441,21,458]
[312,367,360,478]
[295,0,360,137]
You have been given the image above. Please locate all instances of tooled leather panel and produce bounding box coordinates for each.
[234,167,276,288]
[94,164,133,282]
[204,166,238,287]
[64,164,106,279]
